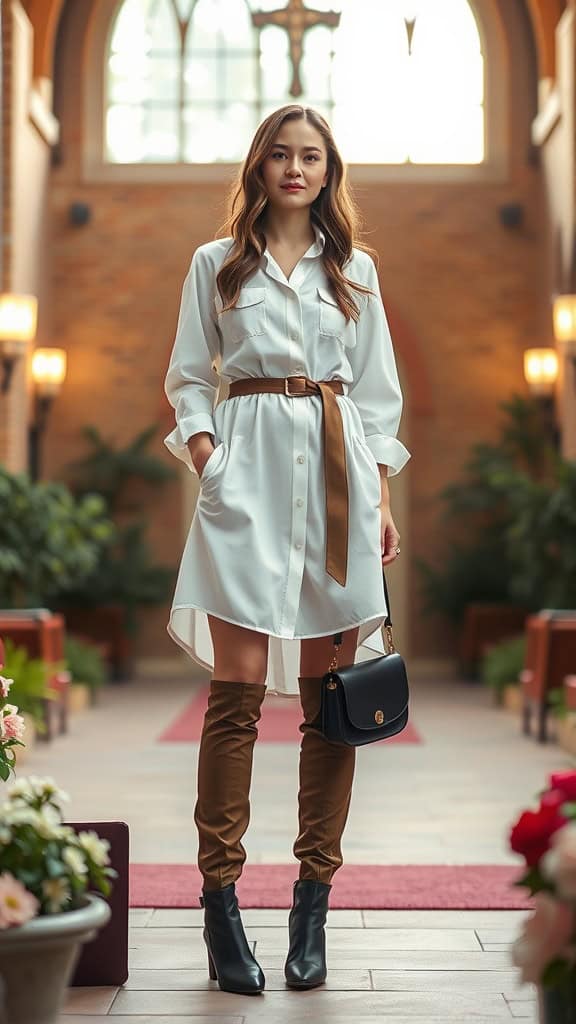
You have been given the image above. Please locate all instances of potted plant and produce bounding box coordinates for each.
[417,395,568,676]
[63,635,107,713]
[0,776,116,1023]
[509,769,576,1021]
[0,466,114,609]
[480,634,526,709]
[55,424,177,679]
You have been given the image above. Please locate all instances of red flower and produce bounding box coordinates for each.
[509,798,568,867]
[549,771,576,802]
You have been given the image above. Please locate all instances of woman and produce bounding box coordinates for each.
[163,104,410,996]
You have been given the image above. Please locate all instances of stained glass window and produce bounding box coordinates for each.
[105,0,485,164]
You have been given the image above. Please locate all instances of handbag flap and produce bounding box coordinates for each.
[333,653,409,732]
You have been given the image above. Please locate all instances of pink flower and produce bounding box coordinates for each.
[542,823,576,900]
[0,872,39,929]
[511,892,576,984]
[0,675,12,699]
[2,712,25,741]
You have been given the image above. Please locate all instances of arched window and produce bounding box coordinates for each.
[105,0,484,165]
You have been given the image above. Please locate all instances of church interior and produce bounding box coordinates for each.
[1,0,576,1021]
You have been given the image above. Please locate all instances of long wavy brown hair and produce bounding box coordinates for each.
[215,105,378,322]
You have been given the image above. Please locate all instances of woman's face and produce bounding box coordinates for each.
[261,118,329,212]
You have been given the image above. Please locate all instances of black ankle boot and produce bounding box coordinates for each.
[284,879,331,989]
[200,883,265,994]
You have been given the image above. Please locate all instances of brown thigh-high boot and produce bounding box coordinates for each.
[285,674,356,989]
[194,679,266,995]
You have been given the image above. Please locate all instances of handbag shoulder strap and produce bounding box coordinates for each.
[332,567,392,647]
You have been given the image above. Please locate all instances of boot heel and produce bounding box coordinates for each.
[207,945,217,981]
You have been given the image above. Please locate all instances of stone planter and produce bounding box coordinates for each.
[557,714,576,757]
[67,683,92,714]
[503,683,523,713]
[0,892,111,1024]
[538,976,576,1022]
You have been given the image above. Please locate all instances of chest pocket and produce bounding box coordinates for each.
[317,286,357,348]
[217,287,267,344]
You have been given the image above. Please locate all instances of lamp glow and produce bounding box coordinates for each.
[0,294,38,344]
[553,295,576,345]
[31,348,67,397]
[523,348,559,396]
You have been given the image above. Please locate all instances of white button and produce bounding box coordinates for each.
[295,542,303,550]
[296,498,304,507]
[296,454,305,464]
[290,332,299,341]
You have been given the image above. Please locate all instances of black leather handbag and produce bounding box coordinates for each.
[317,570,409,746]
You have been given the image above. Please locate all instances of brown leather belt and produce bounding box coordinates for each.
[227,376,349,587]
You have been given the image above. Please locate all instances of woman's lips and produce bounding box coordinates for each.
[281,184,305,190]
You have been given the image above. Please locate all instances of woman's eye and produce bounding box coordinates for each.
[270,152,319,161]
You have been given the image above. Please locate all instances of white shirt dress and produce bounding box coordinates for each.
[163,224,411,698]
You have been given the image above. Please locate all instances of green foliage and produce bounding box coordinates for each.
[417,394,574,625]
[52,423,178,632]
[480,635,526,693]
[66,423,176,514]
[0,638,55,732]
[64,636,107,690]
[548,686,568,721]
[0,467,115,608]
[56,521,175,634]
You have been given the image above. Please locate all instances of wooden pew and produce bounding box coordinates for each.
[0,610,69,740]
[521,613,576,742]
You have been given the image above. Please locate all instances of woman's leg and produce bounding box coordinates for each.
[295,627,360,882]
[284,627,359,989]
[194,617,269,995]
[195,616,269,890]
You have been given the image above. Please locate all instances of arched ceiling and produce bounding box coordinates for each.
[21,0,565,86]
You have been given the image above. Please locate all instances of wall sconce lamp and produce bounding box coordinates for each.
[0,294,38,393]
[523,347,559,396]
[28,348,67,482]
[553,294,576,387]
[523,347,560,448]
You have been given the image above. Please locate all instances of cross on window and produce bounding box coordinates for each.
[252,0,341,98]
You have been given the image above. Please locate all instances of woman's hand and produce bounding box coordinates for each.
[187,432,215,478]
[378,471,401,566]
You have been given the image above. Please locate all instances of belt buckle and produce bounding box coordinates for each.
[284,376,306,397]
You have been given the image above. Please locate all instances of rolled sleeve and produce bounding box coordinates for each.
[163,247,222,475]
[347,257,411,477]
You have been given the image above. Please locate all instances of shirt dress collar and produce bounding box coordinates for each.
[261,224,326,288]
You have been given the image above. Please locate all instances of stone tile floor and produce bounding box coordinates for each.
[14,664,573,1021]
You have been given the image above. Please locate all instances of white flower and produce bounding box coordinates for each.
[1,806,42,829]
[0,825,11,844]
[77,830,111,867]
[541,823,576,900]
[6,776,69,805]
[0,675,13,698]
[42,877,71,913]
[62,845,88,876]
[35,805,65,840]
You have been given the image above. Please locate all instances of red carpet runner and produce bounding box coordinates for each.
[159,686,422,744]
[129,864,533,909]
